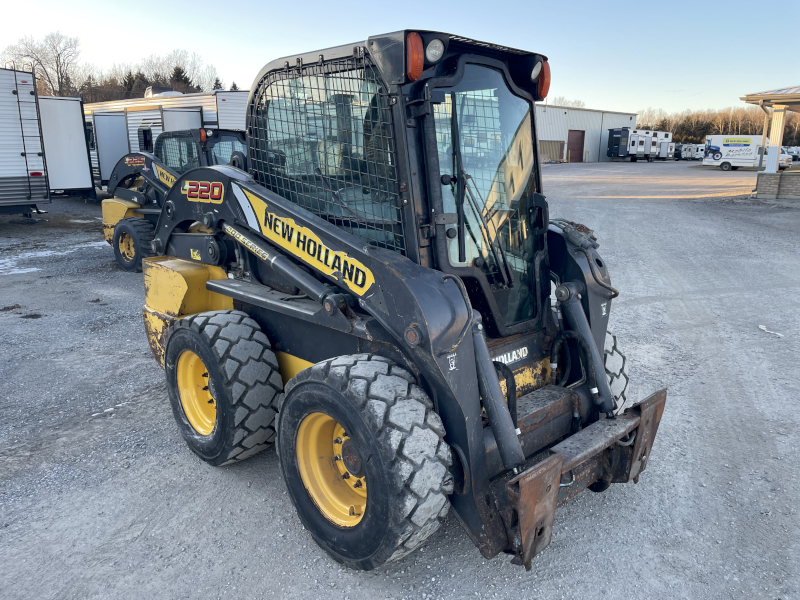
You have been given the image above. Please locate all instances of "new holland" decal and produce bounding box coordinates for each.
[241,188,375,296]
[493,346,529,365]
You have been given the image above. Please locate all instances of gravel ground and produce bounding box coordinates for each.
[1,162,797,599]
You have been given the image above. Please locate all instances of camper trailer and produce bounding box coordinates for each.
[0,66,49,216]
[84,89,248,185]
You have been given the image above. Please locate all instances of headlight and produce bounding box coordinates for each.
[530,61,543,81]
[425,39,445,63]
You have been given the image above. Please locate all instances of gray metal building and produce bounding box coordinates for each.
[535,104,637,163]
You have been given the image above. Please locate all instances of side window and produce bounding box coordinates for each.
[249,56,404,255]
[138,126,153,153]
[154,134,198,174]
[210,136,247,165]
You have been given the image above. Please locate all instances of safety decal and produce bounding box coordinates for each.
[239,187,375,296]
[222,224,270,262]
[155,164,176,187]
[190,249,201,261]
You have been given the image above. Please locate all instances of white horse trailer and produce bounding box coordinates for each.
[84,90,248,185]
[38,96,94,196]
[0,66,49,216]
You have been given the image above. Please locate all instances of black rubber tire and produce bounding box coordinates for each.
[278,355,454,570]
[165,310,283,466]
[112,217,155,272]
[604,331,630,415]
[720,162,732,172]
[712,152,722,160]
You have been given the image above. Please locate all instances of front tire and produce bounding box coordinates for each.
[278,355,453,570]
[112,217,154,272]
[165,310,283,466]
[604,332,630,415]
[720,162,732,172]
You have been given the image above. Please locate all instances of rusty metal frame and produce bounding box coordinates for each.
[491,388,667,569]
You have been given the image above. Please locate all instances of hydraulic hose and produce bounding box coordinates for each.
[549,330,597,393]
[493,360,518,428]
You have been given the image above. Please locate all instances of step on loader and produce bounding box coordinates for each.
[137,30,666,571]
[100,128,248,271]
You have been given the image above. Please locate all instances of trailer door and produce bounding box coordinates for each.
[162,108,202,132]
[39,97,93,192]
[94,113,129,181]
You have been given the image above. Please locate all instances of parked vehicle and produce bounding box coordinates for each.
[84,89,248,186]
[700,135,792,171]
[119,30,668,573]
[673,143,682,160]
[0,65,49,217]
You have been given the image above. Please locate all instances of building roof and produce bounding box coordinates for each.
[741,85,800,111]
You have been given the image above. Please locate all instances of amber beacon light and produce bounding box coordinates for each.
[406,32,424,82]
[537,60,551,99]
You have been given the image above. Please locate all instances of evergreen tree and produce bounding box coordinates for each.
[122,70,135,98]
[212,77,223,90]
[230,81,239,91]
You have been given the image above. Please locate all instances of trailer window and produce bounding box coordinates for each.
[249,55,404,255]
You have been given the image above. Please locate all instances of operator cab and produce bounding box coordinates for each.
[154,129,248,175]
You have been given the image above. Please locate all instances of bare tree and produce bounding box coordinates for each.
[548,96,586,108]
[2,32,80,96]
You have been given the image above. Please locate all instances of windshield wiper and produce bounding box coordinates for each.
[450,92,467,263]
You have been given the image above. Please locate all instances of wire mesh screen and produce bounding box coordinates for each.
[249,55,405,255]
[155,134,200,174]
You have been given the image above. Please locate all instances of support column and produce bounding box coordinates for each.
[765,105,786,173]
[758,107,770,171]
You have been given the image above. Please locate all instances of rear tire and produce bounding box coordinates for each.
[112,217,154,272]
[278,355,453,570]
[165,310,283,466]
[720,162,732,172]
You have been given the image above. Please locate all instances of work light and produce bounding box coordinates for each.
[425,39,445,63]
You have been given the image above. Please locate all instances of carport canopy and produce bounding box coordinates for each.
[741,85,800,172]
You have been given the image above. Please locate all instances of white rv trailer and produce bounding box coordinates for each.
[0,66,49,216]
[38,96,94,196]
[680,143,695,160]
[655,141,675,160]
[84,89,248,185]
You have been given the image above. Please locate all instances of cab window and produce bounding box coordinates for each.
[155,134,200,174]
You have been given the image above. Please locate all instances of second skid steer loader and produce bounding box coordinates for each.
[136,30,666,571]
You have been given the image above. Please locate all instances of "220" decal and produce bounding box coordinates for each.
[181,180,224,203]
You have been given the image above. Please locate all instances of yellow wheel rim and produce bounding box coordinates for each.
[176,351,216,436]
[296,413,367,527]
[118,232,136,261]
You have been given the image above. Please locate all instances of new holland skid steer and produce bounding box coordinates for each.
[137,31,667,571]
[100,128,248,271]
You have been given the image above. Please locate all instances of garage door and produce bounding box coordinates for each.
[567,130,585,163]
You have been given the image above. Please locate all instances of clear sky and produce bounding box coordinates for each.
[2,0,797,114]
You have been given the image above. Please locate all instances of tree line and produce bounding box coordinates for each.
[636,105,800,146]
[2,32,240,103]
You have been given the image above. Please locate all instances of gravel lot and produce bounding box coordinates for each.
[1,161,797,599]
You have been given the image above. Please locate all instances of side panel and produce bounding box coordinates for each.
[94,113,130,180]
[39,97,93,190]
[125,108,163,153]
[0,68,49,207]
[215,92,248,130]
